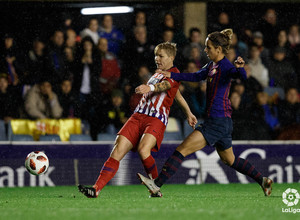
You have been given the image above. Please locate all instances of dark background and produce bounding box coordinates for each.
[0,1,182,50]
[0,1,300,51]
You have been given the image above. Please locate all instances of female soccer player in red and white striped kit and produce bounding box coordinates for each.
[78,42,197,198]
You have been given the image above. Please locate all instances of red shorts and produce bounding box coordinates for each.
[118,112,166,152]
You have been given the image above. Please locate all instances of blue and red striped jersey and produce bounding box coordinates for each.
[170,57,247,118]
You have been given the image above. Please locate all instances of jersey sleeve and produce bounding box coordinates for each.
[164,66,180,88]
[163,77,180,88]
[170,66,209,82]
[228,67,247,80]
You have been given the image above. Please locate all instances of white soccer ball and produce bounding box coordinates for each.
[25,151,49,175]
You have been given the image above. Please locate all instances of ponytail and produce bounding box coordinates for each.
[208,28,233,54]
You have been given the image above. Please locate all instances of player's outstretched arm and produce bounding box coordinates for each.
[157,68,208,82]
[175,90,197,129]
[135,80,171,94]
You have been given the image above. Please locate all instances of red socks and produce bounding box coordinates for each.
[142,155,158,179]
[93,155,157,193]
[93,157,119,192]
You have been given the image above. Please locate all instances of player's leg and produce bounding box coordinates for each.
[93,135,133,192]
[79,114,141,198]
[155,130,207,187]
[137,130,207,195]
[137,133,158,179]
[217,147,264,183]
[78,135,133,198]
[216,147,273,196]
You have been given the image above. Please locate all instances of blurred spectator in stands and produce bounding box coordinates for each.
[275,29,294,61]
[98,15,124,56]
[159,13,187,47]
[231,79,247,109]
[73,36,102,140]
[277,123,300,140]
[0,73,21,122]
[258,91,280,132]
[0,34,22,86]
[182,61,204,118]
[231,32,248,59]
[23,38,46,86]
[103,89,129,134]
[80,18,99,45]
[182,28,208,64]
[24,77,62,119]
[45,29,67,92]
[126,11,148,42]
[243,64,263,108]
[129,65,151,112]
[294,44,300,89]
[122,25,155,82]
[65,29,78,49]
[258,8,280,49]
[134,11,147,27]
[188,46,208,69]
[57,78,77,118]
[208,12,231,33]
[97,37,121,95]
[246,92,274,140]
[239,27,253,46]
[60,12,73,33]
[278,87,300,127]
[252,31,270,67]
[64,28,79,75]
[162,28,174,43]
[248,43,269,88]
[73,36,102,109]
[288,24,300,49]
[226,46,237,64]
[230,91,248,140]
[268,46,297,89]
[277,87,300,140]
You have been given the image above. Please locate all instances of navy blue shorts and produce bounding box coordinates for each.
[195,117,233,151]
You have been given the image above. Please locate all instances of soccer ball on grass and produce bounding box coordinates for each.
[25,151,49,175]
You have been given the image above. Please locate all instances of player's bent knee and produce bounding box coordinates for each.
[110,136,133,161]
[137,146,151,158]
[221,158,234,166]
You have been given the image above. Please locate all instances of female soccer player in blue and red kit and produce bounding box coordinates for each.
[138,29,273,197]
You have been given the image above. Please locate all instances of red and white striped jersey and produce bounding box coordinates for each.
[134,67,180,126]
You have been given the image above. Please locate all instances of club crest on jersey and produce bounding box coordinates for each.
[208,67,218,77]
[148,72,164,85]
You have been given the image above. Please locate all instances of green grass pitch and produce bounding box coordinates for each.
[0,183,299,220]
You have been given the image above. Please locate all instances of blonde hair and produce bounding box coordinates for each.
[208,28,233,54]
[154,42,177,57]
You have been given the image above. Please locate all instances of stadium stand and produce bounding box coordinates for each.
[69,134,92,142]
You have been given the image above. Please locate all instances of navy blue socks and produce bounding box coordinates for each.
[155,150,184,187]
[231,157,263,185]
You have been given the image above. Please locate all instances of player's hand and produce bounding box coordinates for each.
[234,56,245,68]
[187,113,197,129]
[156,69,171,78]
[135,84,151,94]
